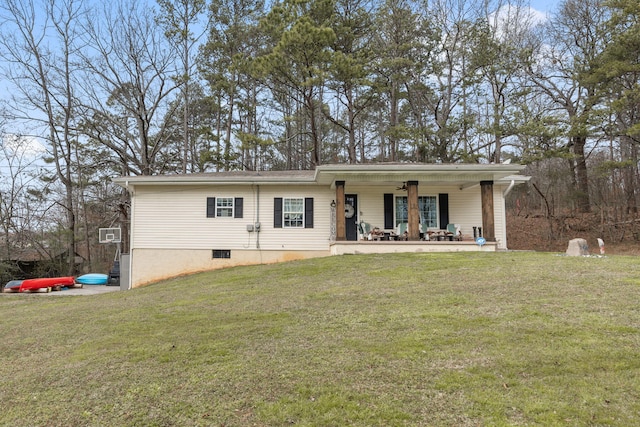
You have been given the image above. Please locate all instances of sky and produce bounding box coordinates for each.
[0,0,562,182]
[529,0,557,14]
[0,0,559,159]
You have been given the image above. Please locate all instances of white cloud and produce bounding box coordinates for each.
[528,7,548,25]
[487,4,548,42]
[2,133,46,157]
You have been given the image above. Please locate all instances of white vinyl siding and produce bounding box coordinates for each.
[129,182,508,252]
[131,185,333,251]
[494,184,507,247]
[447,187,483,236]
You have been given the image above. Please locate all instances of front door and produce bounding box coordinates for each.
[345,194,358,241]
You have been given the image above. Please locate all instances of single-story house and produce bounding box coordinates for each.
[113,163,529,288]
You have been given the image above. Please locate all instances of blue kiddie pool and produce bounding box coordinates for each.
[76,273,108,285]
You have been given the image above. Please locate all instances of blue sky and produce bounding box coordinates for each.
[529,0,557,13]
[0,0,563,176]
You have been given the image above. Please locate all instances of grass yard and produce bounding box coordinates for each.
[1,252,639,426]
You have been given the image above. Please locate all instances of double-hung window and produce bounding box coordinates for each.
[274,197,314,228]
[206,197,243,218]
[283,198,304,228]
[216,197,234,217]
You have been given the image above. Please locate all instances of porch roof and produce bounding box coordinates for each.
[113,170,316,187]
[112,163,529,189]
[314,163,529,188]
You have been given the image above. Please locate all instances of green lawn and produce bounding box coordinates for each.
[1,252,639,426]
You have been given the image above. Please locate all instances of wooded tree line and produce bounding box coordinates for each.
[0,0,638,276]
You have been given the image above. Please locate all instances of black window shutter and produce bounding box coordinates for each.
[305,198,314,228]
[274,198,283,228]
[207,197,216,218]
[384,193,394,229]
[439,193,449,229]
[234,197,243,218]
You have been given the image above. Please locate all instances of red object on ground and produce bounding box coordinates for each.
[19,277,75,292]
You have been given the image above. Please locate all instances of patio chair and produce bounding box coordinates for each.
[359,221,372,240]
[421,223,430,240]
[396,222,408,240]
[447,223,461,240]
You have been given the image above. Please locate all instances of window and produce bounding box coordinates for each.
[206,197,243,218]
[216,197,234,217]
[395,196,438,228]
[419,196,437,228]
[274,197,313,228]
[283,198,304,227]
[395,197,408,225]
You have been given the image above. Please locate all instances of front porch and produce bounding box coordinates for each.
[330,239,496,255]
[315,164,530,250]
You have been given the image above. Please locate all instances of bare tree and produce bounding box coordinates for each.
[0,134,39,267]
[0,0,86,275]
[78,0,181,176]
[524,0,610,213]
[470,0,536,163]
[419,0,482,162]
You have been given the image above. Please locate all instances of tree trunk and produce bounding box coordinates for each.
[492,82,502,163]
[224,73,237,171]
[216,93,223,172]
[65,188,76,276]
[572,135,591,213]
[389,81,398,161]
[621,135,638,215]
[306,89,321,167]
[346,85,357,164]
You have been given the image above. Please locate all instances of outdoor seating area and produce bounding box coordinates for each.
[358,221,464,242]
[426,224,462,241]
[358,222,390,241]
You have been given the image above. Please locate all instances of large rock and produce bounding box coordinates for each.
[566,238,589,256]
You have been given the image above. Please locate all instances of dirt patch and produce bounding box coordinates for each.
[507,212,640,255]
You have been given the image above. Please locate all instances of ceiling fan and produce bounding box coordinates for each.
[396,182,407,191]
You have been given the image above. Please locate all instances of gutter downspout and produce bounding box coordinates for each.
[125,181,133,290]
[503,180,515,197]
[255,184,260,249]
